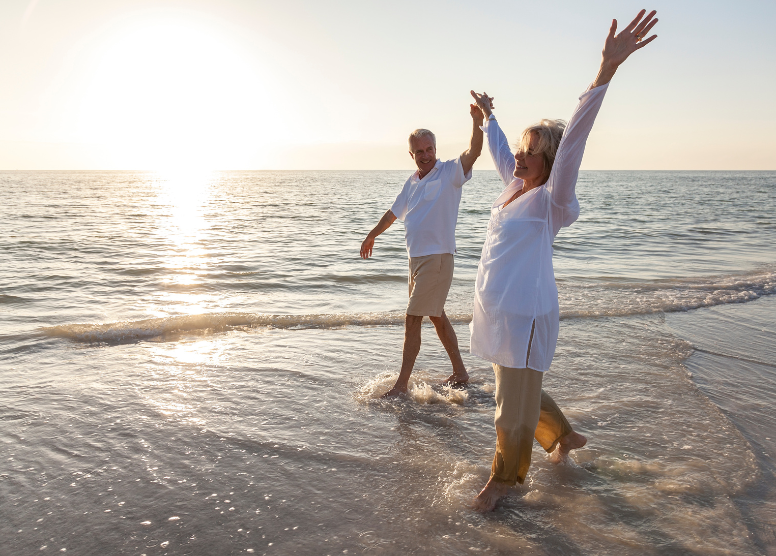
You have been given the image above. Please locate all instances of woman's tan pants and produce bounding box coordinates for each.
[490,364,574,485]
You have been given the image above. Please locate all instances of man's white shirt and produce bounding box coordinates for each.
[390,157,472,257]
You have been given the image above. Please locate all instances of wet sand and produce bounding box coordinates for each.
[668,295,776,555]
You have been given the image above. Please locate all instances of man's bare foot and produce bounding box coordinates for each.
[381,385,408,398]
[471,478,510,512]
[441,371,469,387]
[550,431,587,463]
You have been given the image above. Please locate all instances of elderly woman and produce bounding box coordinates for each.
[469,10,658,511]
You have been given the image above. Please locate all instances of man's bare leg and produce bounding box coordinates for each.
[472,477,510,512]
[429,311,469,386]
[382,314,423,398]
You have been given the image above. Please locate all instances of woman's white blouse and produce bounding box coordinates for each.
[469,83,608,371]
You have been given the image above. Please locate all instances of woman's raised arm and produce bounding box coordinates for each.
[546,85,608,225]
[547,10,659,232]
[593,9,659,88]
[471,91,516,187]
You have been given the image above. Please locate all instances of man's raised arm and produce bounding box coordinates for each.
[460,96,487,176]
[360,209,397,259]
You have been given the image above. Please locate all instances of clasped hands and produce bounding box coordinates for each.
[470,91,494,122]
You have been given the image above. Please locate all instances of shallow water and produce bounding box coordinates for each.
[1,170,775,554]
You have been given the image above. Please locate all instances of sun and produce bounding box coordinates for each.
[72,15,279,171]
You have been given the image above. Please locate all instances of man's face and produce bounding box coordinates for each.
[409,136,437,176]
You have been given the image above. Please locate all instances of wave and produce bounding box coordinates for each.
[40,311,424,343]
[39,269,775,344]
[559,268,776,318]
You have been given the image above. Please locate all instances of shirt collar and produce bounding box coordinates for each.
[412,159,441,183]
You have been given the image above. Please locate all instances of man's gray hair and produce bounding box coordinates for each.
[408,128,436,149]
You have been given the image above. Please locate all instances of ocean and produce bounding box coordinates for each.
[1,170,774,555]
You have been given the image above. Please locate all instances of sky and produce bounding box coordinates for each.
[0,0,774,171]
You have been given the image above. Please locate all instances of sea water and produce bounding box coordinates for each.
[1,170,774,555]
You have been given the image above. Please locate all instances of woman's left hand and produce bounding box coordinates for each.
[602,9,658,69]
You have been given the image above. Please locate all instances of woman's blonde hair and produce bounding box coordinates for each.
[517,119,567,175]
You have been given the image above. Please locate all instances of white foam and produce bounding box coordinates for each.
[40,311,406,343]
[559,268,776,318]
[354,371,469,405]
[441,461,489,507]
[39,269,776,343]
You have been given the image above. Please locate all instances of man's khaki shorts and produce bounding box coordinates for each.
[407,253,454,317]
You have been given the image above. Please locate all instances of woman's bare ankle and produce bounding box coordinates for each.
[471,478,511,512]
[560,431,587,451]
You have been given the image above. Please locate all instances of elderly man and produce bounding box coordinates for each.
[360,99,486,397]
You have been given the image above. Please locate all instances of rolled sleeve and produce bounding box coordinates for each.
[450,157,472,189]
[390,186,409,221]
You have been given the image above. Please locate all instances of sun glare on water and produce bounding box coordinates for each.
[152,169,217,316]
[74,16,278,172]
[158,169,214,240]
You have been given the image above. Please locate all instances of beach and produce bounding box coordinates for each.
[1,169,774,555]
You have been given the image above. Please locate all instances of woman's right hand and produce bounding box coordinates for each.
[470,91,495,118]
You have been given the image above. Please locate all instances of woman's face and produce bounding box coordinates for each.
[513,132,546,183]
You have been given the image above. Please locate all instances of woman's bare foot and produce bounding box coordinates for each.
[441,371,469,387]
[471,478,510,512]
[550,431,587,463]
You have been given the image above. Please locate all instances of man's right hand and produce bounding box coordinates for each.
[360,236,375,259]
[360,210,397,259]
